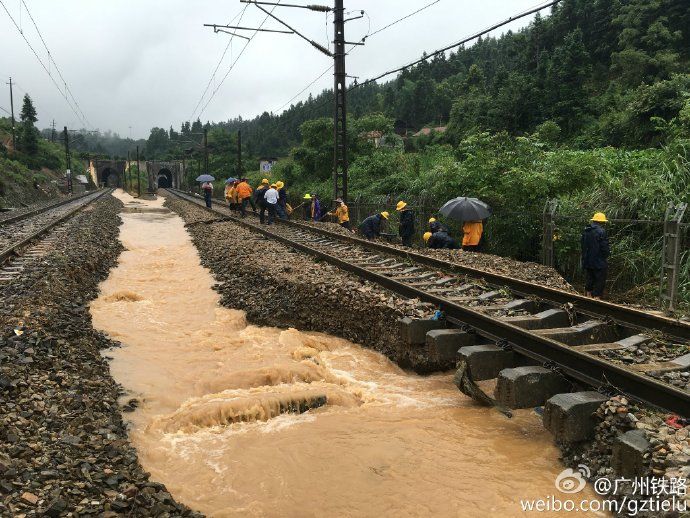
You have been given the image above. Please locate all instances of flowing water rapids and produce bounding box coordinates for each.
[90,190,603,517]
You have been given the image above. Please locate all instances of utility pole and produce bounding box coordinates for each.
[63,126,72,194]
[7,77,16,154]
[333,0,347,202]
[51,119,56,143]
[136,145,141,197]
[220,1,360,202]
[237,130,242,177]
[203,127,209,174]
[126,150,130,192]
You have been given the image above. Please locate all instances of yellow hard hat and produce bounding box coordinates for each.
[270,183,277,188]
[423,231,432,242]
[381,211,389,220]
[428,217,436,223]
[303,193,312,199]
[591,212,608,223]
[396,201,407,211]
[276,181,284,189]
[262,178,269,184]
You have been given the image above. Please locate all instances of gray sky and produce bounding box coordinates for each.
[0,0,548,139]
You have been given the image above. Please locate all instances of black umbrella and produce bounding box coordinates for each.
[439,197,491,221]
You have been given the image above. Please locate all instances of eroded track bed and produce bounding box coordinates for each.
[166,189,690,416]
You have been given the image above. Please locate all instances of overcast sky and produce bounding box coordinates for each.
[0,0,549,139]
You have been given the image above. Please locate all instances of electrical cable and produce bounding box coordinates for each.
[273,0,441,114]
[0,0,88,128]
[189,5,249,121]
[197,0,283,119]
[352,0,560,89]
[20,0,91,128]
[363,0,440,42]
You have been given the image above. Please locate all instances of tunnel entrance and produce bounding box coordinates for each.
[157,169,173,188]
[101,167,120,187]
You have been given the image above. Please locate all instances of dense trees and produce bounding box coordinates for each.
[18,94,39,155]
[208,0,690,155]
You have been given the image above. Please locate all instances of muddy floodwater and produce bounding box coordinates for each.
[91,190,603,517]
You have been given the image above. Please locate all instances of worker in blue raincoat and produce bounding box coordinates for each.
[359,212,389,239]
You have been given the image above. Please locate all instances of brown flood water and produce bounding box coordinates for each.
[91,190,603,517]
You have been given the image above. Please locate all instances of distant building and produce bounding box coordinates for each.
[259,158,278,173]
[413,126,447,137]
[359,130,383,147]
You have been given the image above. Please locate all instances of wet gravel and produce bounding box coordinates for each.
[0,195,200,517]
[297,219,574,292]
[560,396,689,517]
[165,195,441,371]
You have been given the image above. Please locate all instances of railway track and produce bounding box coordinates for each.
[166,189,690,416]
[0,190,94,226]
[0,189,111,281]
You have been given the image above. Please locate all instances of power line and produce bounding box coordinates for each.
[0,0,88,128]
[189,5,250,122]
[0,105,11,116]
[363,0,441,42]
[197,0,283,120]
[353,0,561,89]
[19,0,91,128]
[274,64,332,113]
[273,0,442,114]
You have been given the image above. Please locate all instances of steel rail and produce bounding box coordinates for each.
[170,189,690,340]
[166,189,690,416]
[0,190,93,227]
[0,189,111,265]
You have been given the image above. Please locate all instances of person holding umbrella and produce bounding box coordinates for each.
[224,178,236,209]
[196,174,215,208]
[438,196,491,252]
[462,221,483,252]
[396,200,415,247]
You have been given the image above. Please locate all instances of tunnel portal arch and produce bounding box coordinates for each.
[101,167,120,187]
[157,169,173,188]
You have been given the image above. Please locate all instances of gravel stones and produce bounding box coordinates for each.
[559,396,690,516]
[298,219,574,292]
[165,196,440,371]
[0,195,200,517]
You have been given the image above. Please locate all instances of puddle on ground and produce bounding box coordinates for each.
[90,189,604,517]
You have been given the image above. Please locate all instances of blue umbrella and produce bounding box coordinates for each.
[225,177,237,184]
[196,174,215,182]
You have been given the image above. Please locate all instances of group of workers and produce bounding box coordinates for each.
[202,179,612,299]
[233,178,291,224]
[359,201,484,251]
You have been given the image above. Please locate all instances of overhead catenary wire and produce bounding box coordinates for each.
[19,0,91,128]
[0,0,88,129]
[273,0,442,114]
[352,0,561,89]
[189,5,250,122]
[197,0,283,120]
[363,0,441,42]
